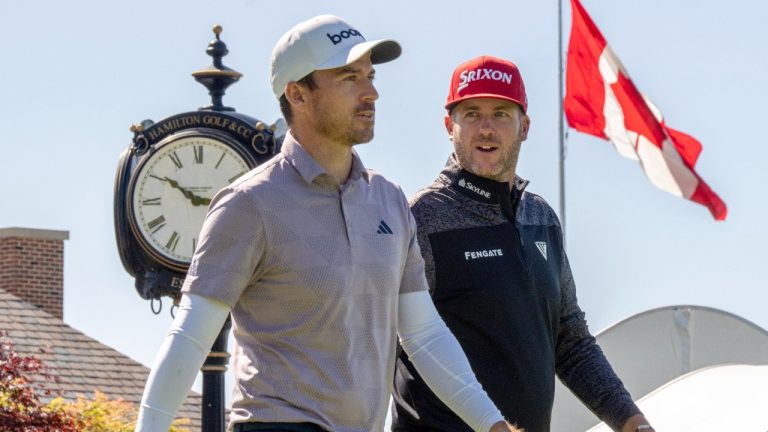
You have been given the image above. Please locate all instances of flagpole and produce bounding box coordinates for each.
[558,0,567,243]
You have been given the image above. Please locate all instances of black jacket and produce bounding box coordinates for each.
[392,156,639,432]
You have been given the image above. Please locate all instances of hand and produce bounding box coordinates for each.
[621,414,654,432]
[164,176,211,206]
[489,420,524,432]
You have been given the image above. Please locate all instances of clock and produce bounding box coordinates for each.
[126,130,251,272]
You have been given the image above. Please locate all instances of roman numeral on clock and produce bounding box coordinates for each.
[166,231,180,251]
[169,151,183,168]
[142,197,161,206]
[194,145,203,164]
[148,215,166,233]
[229,171,245,183]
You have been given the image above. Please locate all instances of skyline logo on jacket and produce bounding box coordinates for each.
[535,241,547,260]
[458,178,491,199]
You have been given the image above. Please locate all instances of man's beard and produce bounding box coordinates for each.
[316,102,376,146]
[454,135,519,183]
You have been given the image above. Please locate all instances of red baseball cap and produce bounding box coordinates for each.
[445,55,527,112]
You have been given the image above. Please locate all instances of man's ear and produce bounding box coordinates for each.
[284,82,307,111]
[444,115,454,139]
[520,114,531,141]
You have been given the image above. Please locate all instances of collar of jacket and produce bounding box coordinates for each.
[440,154,529,207]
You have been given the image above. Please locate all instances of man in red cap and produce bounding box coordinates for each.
[391,56,655,432]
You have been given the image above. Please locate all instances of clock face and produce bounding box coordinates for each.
[128,134,250,269]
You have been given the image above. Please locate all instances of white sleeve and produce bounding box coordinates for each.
[135,293,230,432]
[398,290,505,432]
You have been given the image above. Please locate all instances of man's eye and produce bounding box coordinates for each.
[495,111,510,117]
[465,112,478,118]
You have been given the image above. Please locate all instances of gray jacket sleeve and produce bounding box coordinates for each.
[554,248,642,431]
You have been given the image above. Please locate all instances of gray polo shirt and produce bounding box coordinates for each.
[182,132,428,432]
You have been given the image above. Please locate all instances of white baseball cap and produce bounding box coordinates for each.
[270,14,402,98]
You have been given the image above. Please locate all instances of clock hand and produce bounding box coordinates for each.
[163,176,183,190]
[191,195,212,206]
[165,176,211,207]
[164,176,196,201]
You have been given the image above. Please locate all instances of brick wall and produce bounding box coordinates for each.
[0,227,69,319]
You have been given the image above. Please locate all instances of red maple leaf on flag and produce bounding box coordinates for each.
[564,0,726,220]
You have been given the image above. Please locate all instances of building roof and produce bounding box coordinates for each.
[0,287,202,429]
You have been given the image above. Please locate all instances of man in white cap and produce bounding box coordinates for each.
[135,16,518,432]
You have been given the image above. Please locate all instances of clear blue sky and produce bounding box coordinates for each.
[2,0,766,412]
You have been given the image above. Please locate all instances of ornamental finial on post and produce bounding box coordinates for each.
[191,25,243,112]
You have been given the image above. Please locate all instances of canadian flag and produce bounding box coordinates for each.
[564,0,727,220]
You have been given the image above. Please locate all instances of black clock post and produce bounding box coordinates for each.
[114,26,283,432]
[188,26,237,432]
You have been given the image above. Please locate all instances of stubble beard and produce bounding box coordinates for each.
[454,137,520,183]
[315,103,375,147]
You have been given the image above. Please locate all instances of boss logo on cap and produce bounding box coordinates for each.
[457,68,514,91]
[326,28,364,45]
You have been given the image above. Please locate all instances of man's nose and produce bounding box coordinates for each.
[361,80,379,101]
[478,115,496,134]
